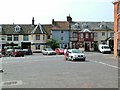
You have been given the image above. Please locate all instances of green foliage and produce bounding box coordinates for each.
[47,38,60,50]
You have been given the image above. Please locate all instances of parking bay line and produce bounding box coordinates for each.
[90,60,119,69]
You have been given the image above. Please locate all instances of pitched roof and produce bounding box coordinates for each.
[42,24,53,35]
[31,23,46,34]
[71,21,114,31]
[0,24,33,35]
[52,21,69,30]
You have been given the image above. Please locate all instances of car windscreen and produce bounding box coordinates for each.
[47,48,53,51]
[72,49,82,53]
[103,46,110,49]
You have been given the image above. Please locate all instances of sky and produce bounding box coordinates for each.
[0,0,114,24]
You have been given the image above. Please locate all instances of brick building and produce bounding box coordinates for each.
[113,0,120,57]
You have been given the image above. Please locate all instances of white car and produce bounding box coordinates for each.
[98,44,111,54]
[66,49,86,61]
[42,48,56,55]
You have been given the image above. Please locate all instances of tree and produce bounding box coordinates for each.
[47,38,60,50]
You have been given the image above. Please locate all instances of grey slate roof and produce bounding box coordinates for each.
[0,24,33,35]
[71,21,114,31]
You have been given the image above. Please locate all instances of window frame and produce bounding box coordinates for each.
[7,35,12,41]
[14,35,19,41]
[36,35,40,40]
[23,35,29,41]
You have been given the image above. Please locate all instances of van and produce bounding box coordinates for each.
[98,44,111,54]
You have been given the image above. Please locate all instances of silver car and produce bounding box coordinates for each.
[66,49,86,61]
[42,48,56,55]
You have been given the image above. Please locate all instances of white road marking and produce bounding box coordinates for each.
[91,60,119,69]
[1,80,23,86]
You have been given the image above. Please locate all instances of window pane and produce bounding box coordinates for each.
[36,44,40,50]
[7,35,12,41]
[81,33,83,38]
[86,33,88,38]
[102,32,105,36]
[119,4,120,14]
[14,35,19,41]
[118,19,120,32]
[36,35,40,40]
[23,35,29,41]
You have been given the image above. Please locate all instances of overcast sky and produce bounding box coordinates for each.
[0,0,114,24]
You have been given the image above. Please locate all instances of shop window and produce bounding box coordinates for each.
[36,44,40,50]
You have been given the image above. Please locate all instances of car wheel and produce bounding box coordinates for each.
[82,58,85,61]
[71,57,74,61]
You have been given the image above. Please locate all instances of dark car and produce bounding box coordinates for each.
[23,49,32,55]
[11,49,24,57]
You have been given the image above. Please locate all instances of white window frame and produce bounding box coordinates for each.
[7,35,12,41]
[23,35,29,41]
[80,33,83,38]
[14,35,19,41]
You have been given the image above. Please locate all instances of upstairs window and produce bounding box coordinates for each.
[14,35,19,41]
[23,35,29,41]
[0,26,2,33]
[80,33,83,38]
[118,4,120,15]
[61,37,64,41]
[43,35,45,40]
[73,32,77,38]
[85,33,89,38]
[61,30,64,34]
[102,32,105,36]
[94,32,98,37]
[36,35,40,40]
[91,33,93,38]
[7,35,12,41]
[118,19,120,32]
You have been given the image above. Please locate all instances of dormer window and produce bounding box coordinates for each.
[82,23,89,29]
[0,26,2,32]
[15,25,21,32]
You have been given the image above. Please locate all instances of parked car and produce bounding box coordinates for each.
[42,48,56,55]
[6,49,14,56]
[65,49,86,61]
[98,44,111,54]
[0,49,6,55]
[55,48,64,55]
[23,49,32,55]
[11,49,24,57]
[0,53,2,58]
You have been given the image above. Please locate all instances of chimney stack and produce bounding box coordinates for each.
[52,19,55,25]
[32,17,34,25]
[67,14,72,23]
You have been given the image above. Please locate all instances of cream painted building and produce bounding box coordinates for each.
[0,22,47,52]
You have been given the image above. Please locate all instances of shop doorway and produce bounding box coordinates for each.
[21,42,31,49]
[85,43,90,51]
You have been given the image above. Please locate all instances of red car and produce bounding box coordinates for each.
[11,49,24,57]
[55,48,64,55]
